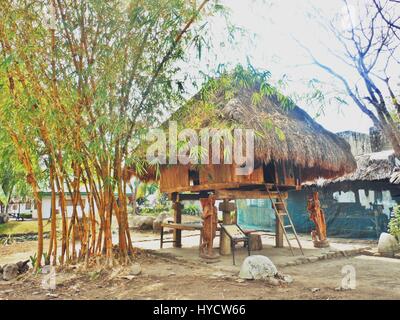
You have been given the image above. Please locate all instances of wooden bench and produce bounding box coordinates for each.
[160,221,221,250]
[160,222,203,249]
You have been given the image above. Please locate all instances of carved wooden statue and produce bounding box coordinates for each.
[199,196,218,259]
[307,191,329,248]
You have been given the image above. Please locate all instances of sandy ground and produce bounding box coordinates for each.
[0,228,399,300]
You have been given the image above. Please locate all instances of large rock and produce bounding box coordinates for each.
[129,263,142,276]
[378,232,399,256]
[152,212,171,232]
[2,264,19,281]
[129,215,155,230]
[239,255,278,280]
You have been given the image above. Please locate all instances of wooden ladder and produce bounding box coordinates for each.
[266,184,304,256]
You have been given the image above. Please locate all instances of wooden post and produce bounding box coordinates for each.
[275,218,284,248]
[275,200,284,248]
[219,199,236,255]
[173,201,183,248]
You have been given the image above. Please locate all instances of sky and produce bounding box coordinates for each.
[184,0,386,134]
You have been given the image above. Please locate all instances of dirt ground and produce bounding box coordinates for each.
[1,246,400,300]
[0,221,398,300]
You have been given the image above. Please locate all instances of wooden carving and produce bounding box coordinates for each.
[307,191,329,248]
[199,196,218,259]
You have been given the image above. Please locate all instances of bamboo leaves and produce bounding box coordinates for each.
[0,0,222,268]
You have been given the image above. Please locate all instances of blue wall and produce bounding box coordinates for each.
[237,187,397,239]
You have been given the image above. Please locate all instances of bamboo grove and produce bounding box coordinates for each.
[0,0,223,269]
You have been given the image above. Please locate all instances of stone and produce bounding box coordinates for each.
[129,216,155,230]
[0,213,9,224]
[334,286,352,291]
[16,260,29,274]
[239,255,278,280]
[2,264,19,281]
[0,289,13,294]
[152,212,171,232]
[274,272,293,284]
[311,287,320,293]
[282,275,293,284]
[307,256,319,263]
[265,277,280,286]
[129,263,142,276]
[377,232,399,256]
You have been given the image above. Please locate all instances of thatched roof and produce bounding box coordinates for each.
[132,68,356,182]
[166,85,355,181]
[306,150,398,187]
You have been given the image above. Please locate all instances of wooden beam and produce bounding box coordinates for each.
[215,189,288,200]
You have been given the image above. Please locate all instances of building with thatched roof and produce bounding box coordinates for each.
[284,140,399,240]
[149,77,356,195]
[133,68,356,251]
[306,149,398,189]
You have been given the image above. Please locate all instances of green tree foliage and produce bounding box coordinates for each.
[0,128,31,213]
[389,205,400,240]
[0,0,228,268]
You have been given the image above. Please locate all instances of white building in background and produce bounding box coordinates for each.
[7,200,35,216]
[32,192,95,220]
[29,191,133,220]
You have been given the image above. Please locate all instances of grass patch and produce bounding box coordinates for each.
[0,220,52,236]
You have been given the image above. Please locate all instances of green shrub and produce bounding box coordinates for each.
[182,204,201,216]
[389,205,400,240]
[20,213,32,219]
[140,206,171,216]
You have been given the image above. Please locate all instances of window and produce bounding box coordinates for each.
[189,169,200,186]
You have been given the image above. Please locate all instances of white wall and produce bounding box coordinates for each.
[7,203,33,215]
[32,195,98,220]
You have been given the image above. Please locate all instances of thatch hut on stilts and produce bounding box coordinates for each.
[131,68,356,257]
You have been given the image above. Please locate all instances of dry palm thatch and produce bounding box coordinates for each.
[131,71,356,182]
[306,150,398,186]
